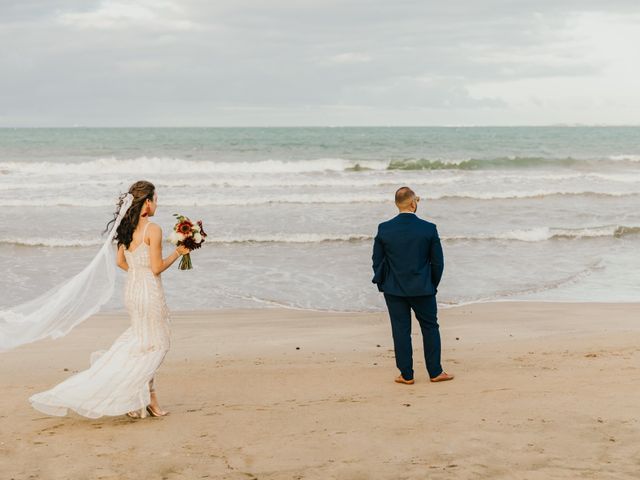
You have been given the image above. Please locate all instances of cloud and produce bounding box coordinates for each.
[327,52,372,64]
[0,1,639,125]
[466,10,640,123]
[57,0,198,31]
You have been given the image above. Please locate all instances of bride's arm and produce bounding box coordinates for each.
[148,223,189,275]
[117,244,128,271]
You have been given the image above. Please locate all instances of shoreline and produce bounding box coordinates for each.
[1,301,639,479]
[98,298,640,316]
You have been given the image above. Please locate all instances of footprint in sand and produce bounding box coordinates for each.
[39,423,65,434]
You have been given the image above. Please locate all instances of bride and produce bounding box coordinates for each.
[29,180,189,419]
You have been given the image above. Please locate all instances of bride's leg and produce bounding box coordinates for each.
[147,377,169,416]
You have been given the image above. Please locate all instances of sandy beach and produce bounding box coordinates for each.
[1,302,639,479]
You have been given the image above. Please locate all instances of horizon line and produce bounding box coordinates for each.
[1,124,640,129]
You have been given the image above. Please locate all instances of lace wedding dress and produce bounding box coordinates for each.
[30,222,171,418]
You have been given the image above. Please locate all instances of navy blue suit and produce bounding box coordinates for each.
[372,213,445,380]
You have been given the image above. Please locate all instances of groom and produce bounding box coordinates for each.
[372,187,454,385]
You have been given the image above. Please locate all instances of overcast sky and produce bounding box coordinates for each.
[1,1,639,126]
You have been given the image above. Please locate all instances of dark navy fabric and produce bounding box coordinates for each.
[372,213,444,297]
[383,293,442,379]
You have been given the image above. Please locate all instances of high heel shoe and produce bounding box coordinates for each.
[146,405,169,417]
[147,388,168,417]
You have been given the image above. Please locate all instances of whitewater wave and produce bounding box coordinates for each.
[0,233,374,248]
[152,176,463,188]
[609,154,640,162]
[2,225,637,248]
[385,156,640,170]
[0,197,110,207]
[2,154,640,177]
[3,169,640,192]
[0,190,637,207]
[0,234,371,248]
[0,237,104,247]
[448,225,640,242]
[0,157,388,175]
[206,233,372,244]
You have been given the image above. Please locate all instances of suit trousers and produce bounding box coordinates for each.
[383,293,443,380]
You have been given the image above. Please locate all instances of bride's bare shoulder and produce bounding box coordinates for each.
[146,222,162,237]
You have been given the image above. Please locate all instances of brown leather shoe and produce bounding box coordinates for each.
[430,372,454,382]
[395,375,415,385]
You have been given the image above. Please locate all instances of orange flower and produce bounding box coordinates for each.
[176,220,193,236]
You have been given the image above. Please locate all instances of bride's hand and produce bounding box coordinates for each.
[176,245,190,256]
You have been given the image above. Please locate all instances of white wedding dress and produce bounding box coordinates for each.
[30,223,171,418]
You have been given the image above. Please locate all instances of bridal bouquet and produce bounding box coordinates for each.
[168,214,207,270]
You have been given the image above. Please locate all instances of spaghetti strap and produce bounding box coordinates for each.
[142,222,151,243]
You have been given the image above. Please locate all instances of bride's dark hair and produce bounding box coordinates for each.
[104,180,156,249]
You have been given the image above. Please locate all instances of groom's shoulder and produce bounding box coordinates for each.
[377,216,396,229]
[415,216,437,230]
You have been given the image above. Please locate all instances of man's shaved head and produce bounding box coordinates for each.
[395,186,416,208]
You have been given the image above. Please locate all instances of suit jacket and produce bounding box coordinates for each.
[372,213,444,297]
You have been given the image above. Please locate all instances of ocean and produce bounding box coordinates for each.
[0,127,638,312]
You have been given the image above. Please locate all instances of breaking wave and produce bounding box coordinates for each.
[2,154,640,177]
[2,225,638,248]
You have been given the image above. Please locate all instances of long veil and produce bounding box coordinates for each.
[0,194,134,352]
